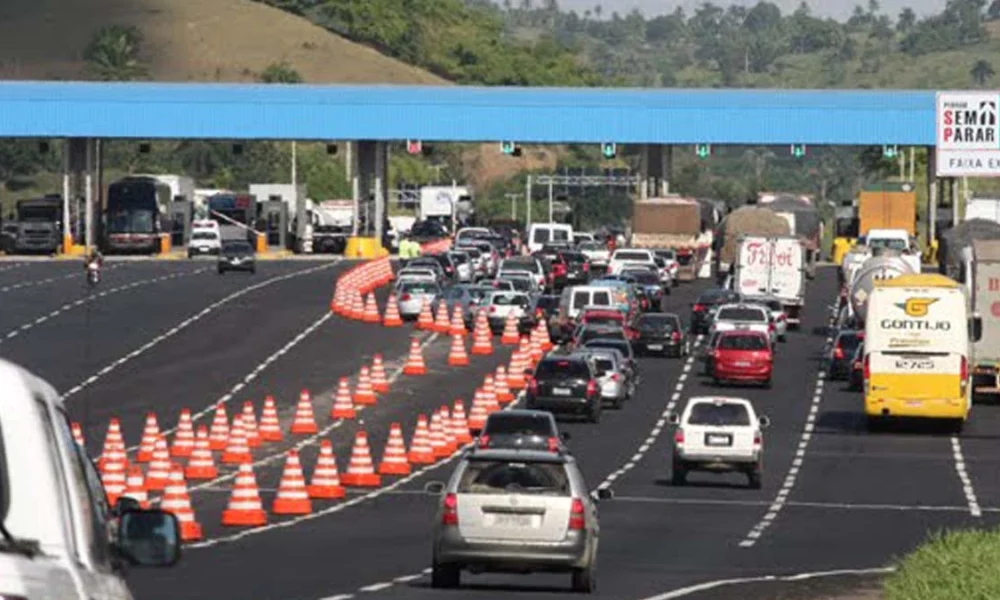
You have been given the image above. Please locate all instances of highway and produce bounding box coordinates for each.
[2,259,999,600]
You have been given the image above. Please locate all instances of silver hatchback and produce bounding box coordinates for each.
[428,448,610,593]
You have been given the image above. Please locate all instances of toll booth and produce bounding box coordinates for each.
[168,200,193,248]
[258,198,289,250]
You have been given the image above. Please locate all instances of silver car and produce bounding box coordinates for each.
[396,279,441,319]
[428,448,609,592]
[448,251,475,283]
[586,347,633,409]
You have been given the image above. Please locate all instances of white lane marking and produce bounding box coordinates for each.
[951,436,982,517]
[592,335,703,498]
[635,567,895,600]
[61,263,336,401]
[609,494,1000,513]
[317,595,354,600]
[0,263,27,273]
[1,268,208,344]
[170,333,440,504]
[357,583,393,592]
[738,326,835,548]
[0,263,128,293]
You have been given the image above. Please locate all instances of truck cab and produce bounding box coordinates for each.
[864,229,921,273]
[0,358,181,599]
[13,196,62,254]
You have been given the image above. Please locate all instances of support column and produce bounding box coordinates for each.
[65,138,90,249]
[61,141,72,253]
[356,140,377,237]
[352,140,387,254]
[927,148,937,244]
[639,144,671,199]
[374,141,388,247]
[84,138,95,252]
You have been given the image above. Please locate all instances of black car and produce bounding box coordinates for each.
[848,342,865,391]
[634,313,688,358]
[559,250,590,286]
[218,240,256,274]
[830,330,864,380]
[525,352,602,423]
[476,410,570,452]
[691,288,742,334]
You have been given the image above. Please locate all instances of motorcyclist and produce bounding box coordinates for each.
[85,249,103,275]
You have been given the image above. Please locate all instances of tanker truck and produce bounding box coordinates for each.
[847,251,917,326]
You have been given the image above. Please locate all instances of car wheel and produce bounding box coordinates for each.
[779,334,786,342]
[217,267,225,275]
[671,461,687,486]
[431,562,460,589]
[571,560,596,593]
[589,402,601,423]
[250,267,257,275]
[613,395,625,410]
[712,376,721,387]
[748,466,762,489]
[763,378,772,389]
[187,251,193,259]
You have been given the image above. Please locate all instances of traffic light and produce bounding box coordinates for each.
[500,141,522,157]
[406,139,422,155]
[325,143,338,155]
[601,142,617,159]
[695,144,712,159]
[790,144,807,158]
[882,144,899,159]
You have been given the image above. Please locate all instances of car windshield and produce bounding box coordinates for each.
[484,414,554,437]
[585,315,622,326]
[637,314,677,331]
[449,253,469,264]
[459,460,570,496]
[192,232,216,240]
[717,308,766,322]
[719,334,768,350]
[579,327,624,343]
[622,270,659,284]
[688,402,751,426]
[837,332,863,351]
[535,358,590,379]
[869,237,907,251]
[560,251,586,264]
[534,296,560,311]
[614,251,649,261]
[503,261,538,273]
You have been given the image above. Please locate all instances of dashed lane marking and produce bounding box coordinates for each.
[0,262,128,293]
[1,268,208,344]
[61,262,336,402]
[951,436,982,517]
[609,494,1000,513]
[634,567,895,600]
[738,324,835,548]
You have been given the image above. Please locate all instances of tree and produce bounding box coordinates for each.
[990,0,1000,19]
[897,7,916,31]
[83,25,148,81]
[259,61,304,83]
[971,59,995,85]
[0,141,40,192]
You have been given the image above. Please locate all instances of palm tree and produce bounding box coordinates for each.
[971,59,995,86]
[83,25,147,81]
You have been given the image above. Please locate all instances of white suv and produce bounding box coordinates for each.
[669,396,770,489]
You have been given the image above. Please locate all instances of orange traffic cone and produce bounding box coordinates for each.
[408,415,436,464]
[221,463,268,527]
[101,458,127,507]
[308,440,346,499]
[402,338,427,375]
[241,401,261,448]
[429,410,449,459]
[447,334,470,366]
[209,403,230,451]
[145,435,172,491]
[471,324,494,356]
[449,305,467,336]
[501,313,520,345]
[433,302,450,333]
[185,426,218,480]
[136,412,161,463]
[378,423,412,475]
[363,293,381,324]
[258,395,283,443]
[383,294,404,327]
[416,299,434,330]
[222,414,253,464]
[72,422,85,447]
[331,377,357,419]
[538,320,553,351]
[161,465,203,541]
[350,289,365,321]
[508,350,527,389]
[371,354,389,393]
[122,465,150,508]
[468,389,489,432]
[354,366,377,406]
[98,418,127,473]
[495,365,514,403]
[272,450,313,515]
[451,399,473,444]
[290,389,319,435]
[341,431,381,487]
[171,409,196,458]
[439,405,458,455]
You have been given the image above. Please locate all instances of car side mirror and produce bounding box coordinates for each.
[759,416,771,428]
[560,431,571,441]
[117,510,181,567]
[667,413,680,425]
[424,481,446,495]
[595,487,614,501]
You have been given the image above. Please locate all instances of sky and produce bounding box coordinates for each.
[556,0,948,22]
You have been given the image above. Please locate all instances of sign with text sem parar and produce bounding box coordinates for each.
[937,91,1000,177]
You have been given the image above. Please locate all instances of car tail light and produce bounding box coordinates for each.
[548,273,554,282]
[863,355,870,380]
[400,293,411,301]
[671,331,680,342]
[753,431,762,445]
[961,356,968,381]
[769,322,775,332]
[442,493,459,526]
[568,498,586,530]
[778,314,786,322]
[547,437,559,451]
[610,373,620,382]
[834,346,844,359]
[527,376,537,394]
[583,263,590,272]
[489,306,496,314]
[693,304,705,312]
[674,428,684,444]
[478,435,490,449]
[586,380,598,396]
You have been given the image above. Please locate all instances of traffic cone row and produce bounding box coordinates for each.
[331,257,394,317]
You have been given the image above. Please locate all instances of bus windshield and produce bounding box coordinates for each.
[107,209,155,234]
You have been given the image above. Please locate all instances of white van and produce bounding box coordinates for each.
[527,223,573,253]
[188,220,222,257]
[559,285,614,320]
[0,358,181,599]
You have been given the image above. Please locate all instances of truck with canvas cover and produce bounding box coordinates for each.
[757,193,822,278]
[961,240,1000,403]
[863,274,978,431]
[847,252,916,325]
[630,197,703,281]
[734,235,806,328]
[713,207,791,282]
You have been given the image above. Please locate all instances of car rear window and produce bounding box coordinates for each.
[637,315,677,331]
[484,414,554,437]
[491,294,528,307]
[579,327,624,344]
[717,308,766,322]
[585,315,622,326]
[719,334,768,350]
[837,333,863,351]
[458,460,569,496]
[623,270,659,285]
[593,358,615,374]
[688,403,751,426]
[584,339,630,356]
[535,358,590,379]
[400,282,438,294]
[614,251,650,261]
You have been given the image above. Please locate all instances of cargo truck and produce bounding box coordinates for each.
[962,239,1000,403]
[733,235,806,328]
[12,195,62,254]
[630,197,703,281]
[832,182,917,265]
[756,192,822,278]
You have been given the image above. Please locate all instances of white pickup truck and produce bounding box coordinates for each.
[0,358,181,599]
[709,304,775,346]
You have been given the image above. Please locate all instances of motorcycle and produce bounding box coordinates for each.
[86,262,101,286]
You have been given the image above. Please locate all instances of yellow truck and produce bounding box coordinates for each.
[863,273,981,432]
[833,182,917,265]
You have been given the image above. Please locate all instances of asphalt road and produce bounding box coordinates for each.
[4,261,998,600]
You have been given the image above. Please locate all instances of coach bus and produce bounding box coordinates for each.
[104,176,172,254]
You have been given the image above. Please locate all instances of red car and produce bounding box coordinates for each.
[579,308,637,340]
[711,330,773,388]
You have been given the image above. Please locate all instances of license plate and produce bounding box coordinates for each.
[491,513,533,528]
[734,361,751,367]
[552,387,571,396]
[647,344,664,350]
[705,433,732,446]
